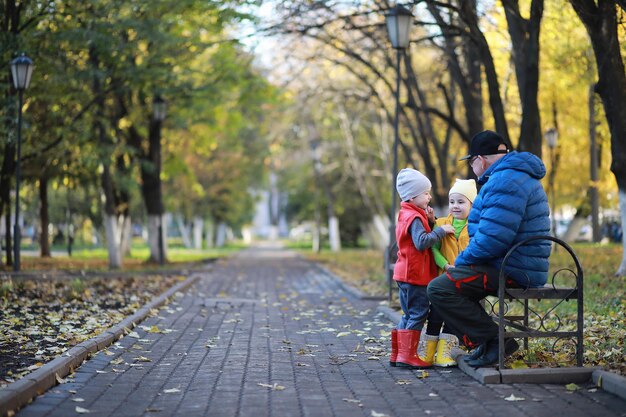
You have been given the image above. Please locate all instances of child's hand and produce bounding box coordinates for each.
[426,206,435,222]
[440,224,455,234]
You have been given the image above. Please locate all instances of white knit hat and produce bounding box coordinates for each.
[449,179,477,203]
[396,168,431,201]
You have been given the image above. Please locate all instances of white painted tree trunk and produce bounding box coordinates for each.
[193,217,203,249]
[616,189,626,276]
[147,215,161,262]
[563,217,588,243]
[362,215,390,250]
[119,215,132,257]
[205,221,214,248]
[215,222,227,248]
[268,225,279,240]
[175,214,192,248]
[328,216,341,252]
[104,214,122,268]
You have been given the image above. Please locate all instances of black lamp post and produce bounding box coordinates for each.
[10,53,34,272]
[153,95,166,265]
[545,127,558,239]
[385,4,413,300]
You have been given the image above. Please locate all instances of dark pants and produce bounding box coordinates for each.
[396,281,443,331]
[426,265,501,348]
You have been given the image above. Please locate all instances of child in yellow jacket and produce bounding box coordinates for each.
[419,179,477,367]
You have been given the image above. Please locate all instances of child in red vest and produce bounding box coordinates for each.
[390,168,454,369]
[418,179,477,367]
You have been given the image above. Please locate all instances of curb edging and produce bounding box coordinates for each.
[0,272,201,417]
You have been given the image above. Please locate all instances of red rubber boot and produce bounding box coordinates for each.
[390,329,398,367]
[396,329,432,369]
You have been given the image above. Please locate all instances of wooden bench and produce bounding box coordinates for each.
[494,235,584,369]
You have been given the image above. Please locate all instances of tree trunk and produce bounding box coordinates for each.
[39,176,50,257]
[193,216,203,249]
[215,222,227,248]
[176,214,192,248]
[90,44,122,269]
[618,189,626,276]
[328,215,341,252]
[118,214,132,257]
[3,203,12,266]
[103,213,121,268]
[459,0,511,146]
[502,0,544,157]
[569,0,626,275]
[205,219,214,248]
[138,117,166,262]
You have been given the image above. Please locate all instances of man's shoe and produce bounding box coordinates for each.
[467,339,499,368]
[504,338,520,356]
[462,344,485,362]
[463,338,519,362]
[466,338,520,368]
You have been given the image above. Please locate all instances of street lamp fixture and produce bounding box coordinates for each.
[544,128,558,241]
[385,4,413,49]
[10,53,34,272]
[153,95,167,122]
[385,4,413,301]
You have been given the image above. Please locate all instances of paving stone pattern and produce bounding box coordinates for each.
[17,247,626,417]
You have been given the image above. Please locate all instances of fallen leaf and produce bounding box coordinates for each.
[428,393,438,397]
[127,331,141,339]
[257,383,285,391]
[371,411,389,417]
[566,383,580,391]
[72,398,85,402]
[336,332,351,337]
[75,406,90,413]
[163,388,181,394]
[396,380,412,385]
[510,360,529,369]
[504,394,525,401]
[342,398,362,406]
[134,356,152,362]
[55,374,66,384]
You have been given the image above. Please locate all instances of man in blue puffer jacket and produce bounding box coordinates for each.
[427,130,551,367]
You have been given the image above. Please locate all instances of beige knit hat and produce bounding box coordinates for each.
[449,179,477,203]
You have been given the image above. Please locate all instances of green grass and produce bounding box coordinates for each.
[1,241,246,272]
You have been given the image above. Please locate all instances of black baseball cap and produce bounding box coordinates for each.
[459,130,509,161]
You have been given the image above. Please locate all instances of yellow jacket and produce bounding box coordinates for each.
[433,214,469,274]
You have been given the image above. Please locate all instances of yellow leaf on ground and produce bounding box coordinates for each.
[566,383,580,391]
[510,360,529,369]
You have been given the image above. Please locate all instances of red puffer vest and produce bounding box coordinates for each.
[393,202,438,286]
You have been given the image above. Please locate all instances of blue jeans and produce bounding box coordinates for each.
[396,281,430,331]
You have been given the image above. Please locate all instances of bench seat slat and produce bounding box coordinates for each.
[505,287,578,300]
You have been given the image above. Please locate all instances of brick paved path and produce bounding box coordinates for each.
[17,246,626,417]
